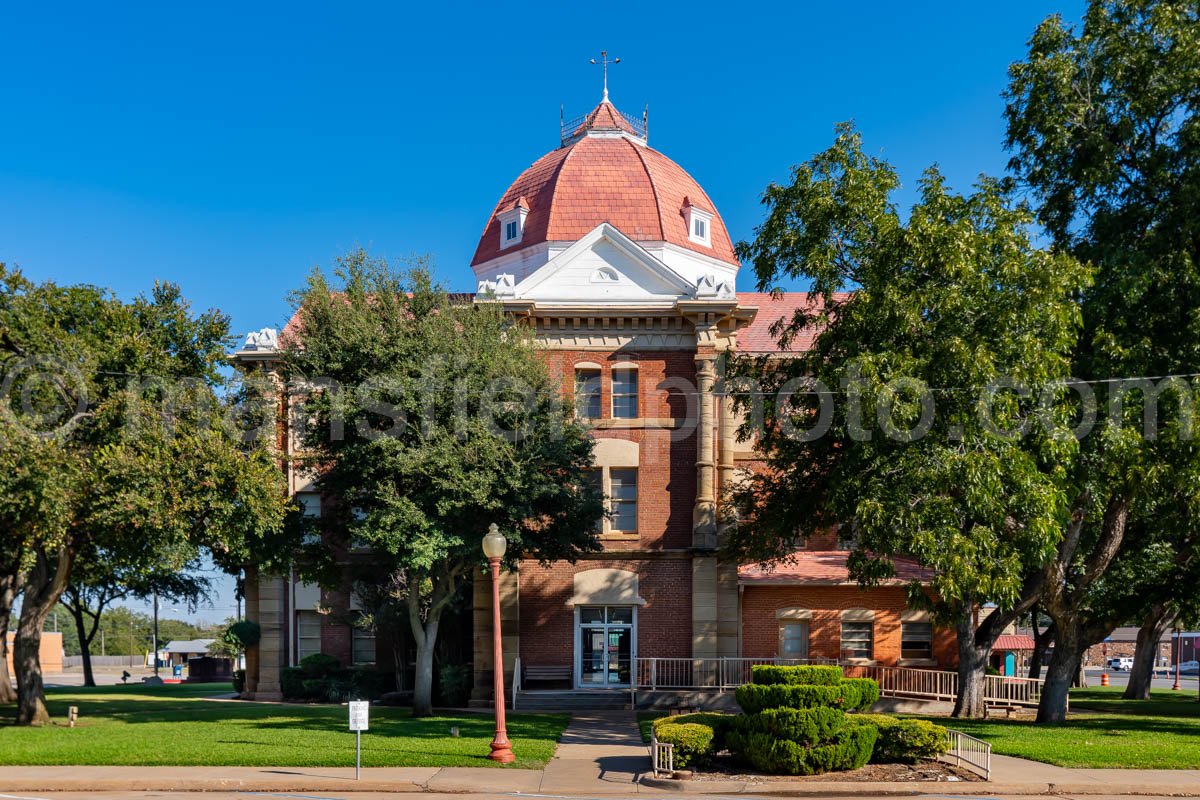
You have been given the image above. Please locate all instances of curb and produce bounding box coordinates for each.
[637,776,1200,796]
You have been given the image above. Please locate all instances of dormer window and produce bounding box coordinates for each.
[682,197,713,247]
[498,197,530,250]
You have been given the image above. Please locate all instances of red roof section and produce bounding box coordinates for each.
[738,551,935,586]
[735,291,852,354]
[472,102,737,268]
[994,634,1036,651]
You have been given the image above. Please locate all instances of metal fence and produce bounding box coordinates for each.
[63,655,144,668]
[649,730,674,776]
[633,657,1045,708]
[942,728,992,780]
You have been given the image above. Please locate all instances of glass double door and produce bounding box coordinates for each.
[578,606,633,688]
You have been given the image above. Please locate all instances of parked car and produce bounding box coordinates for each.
[1108,657,1134,671]
[1178,660,1199,675]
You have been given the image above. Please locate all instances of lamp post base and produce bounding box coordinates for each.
[489,736,515,764]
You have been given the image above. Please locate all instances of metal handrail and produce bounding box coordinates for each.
[942,728,992,780]
[649,730,675,776]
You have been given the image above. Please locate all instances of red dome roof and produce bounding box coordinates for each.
[471,101,738,267]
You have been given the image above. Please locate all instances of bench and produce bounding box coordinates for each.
[986,704,1022,719]
[524,665,572,685]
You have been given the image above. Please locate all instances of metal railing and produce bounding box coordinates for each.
[942,728,992,780]
[560,106,648,144]
[649,730,674,776]
[633,657,1045,708]
[511,655,521,711]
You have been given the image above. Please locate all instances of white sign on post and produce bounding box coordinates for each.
[349,700,369,779]
[349,700,369,732]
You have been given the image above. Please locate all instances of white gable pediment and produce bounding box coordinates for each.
[511,224,693,303]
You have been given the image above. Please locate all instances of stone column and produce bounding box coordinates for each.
[716,370,741,657]
[255,573,287,701]
[692,350,719,662]
[470,566,520,706]
[242,566,260,698]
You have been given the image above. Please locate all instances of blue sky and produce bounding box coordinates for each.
[1,1,1084,623]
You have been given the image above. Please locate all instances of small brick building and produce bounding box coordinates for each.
[233,95,957,701]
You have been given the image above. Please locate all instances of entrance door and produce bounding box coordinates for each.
[576,606,634,687]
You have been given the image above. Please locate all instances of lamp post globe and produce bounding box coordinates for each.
[484,523,514,763]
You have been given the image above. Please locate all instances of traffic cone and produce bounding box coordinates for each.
[1101,672,1110,686]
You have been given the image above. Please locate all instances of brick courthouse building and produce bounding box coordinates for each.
[233,95,955,702]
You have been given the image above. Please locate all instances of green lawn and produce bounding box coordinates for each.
[924,688,1200,769]
[0,683,568,769]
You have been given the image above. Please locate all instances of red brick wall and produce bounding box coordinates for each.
[517,557,693,667]
[320,586,354,666]
[741,585,956,668]
[539,350,698,551]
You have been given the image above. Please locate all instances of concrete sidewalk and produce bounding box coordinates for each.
[6,711,1200,797]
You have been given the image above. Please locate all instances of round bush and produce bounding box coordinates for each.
[653,712,734,751]
[853,714,950,763]
[732,706,846,747]
[735,681,878,714]
[727,723,878,776]
[751,664,843,686]
[654,722,716,769]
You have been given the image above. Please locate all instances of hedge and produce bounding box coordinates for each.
[653,712,734,751]
[735,681,877,714]
[731,706,846,748]
[751,664,843,686]
[853,715,950,763]
[654,722,716,769]
[727,722,878,776]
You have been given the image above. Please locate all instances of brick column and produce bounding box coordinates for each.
[692,350,719,661]
[470,566,520,706]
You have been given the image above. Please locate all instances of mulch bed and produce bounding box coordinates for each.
[683,756,982,783]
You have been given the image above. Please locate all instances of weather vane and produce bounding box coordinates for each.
[590,50,620,101]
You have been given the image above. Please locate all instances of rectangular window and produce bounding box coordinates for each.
[840,621,874,660]
[575,368,601,419]
[297,492,321,545]
[901,622,933,660]
[505,220,518,241]
[611,368,638,419]
[297,611,322,661]
[780,622,809,658]
[352,623,376,665]
[609,468,638,532]
[694,218,706,239]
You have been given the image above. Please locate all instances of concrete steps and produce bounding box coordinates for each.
[514,690,630,711]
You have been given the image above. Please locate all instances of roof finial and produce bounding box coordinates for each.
[589,50,620,102]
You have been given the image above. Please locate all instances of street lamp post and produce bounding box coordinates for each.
[482,524,514,764]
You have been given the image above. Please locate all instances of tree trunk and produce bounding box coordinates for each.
[1124,604,1176,700]
[1029,618,1055,680]
[14,546,74,725]
[69,604,96,688]
[0,573,18,705]
[1037,621,1082,723]
[952,616,990,718]
[411,611,442,717]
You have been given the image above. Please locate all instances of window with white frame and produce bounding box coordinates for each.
[296,610,322,661]
[575,367,602,419]
[505,220,518,241]
[609,468,638,533]
[901,621,934,660]
[297,492,321,544]
[683,203,713,247]
[498,204,528,249]
[780,621,809,658]
[840,611,874,660]
[611,367,638,419]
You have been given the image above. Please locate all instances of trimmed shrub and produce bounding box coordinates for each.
[731,706,846,747]
[853,715,950,763]
[751,664,843,686]
[299,653,341,678]
[727,722,878,776]
[654,722,716,769]
[653,712,734,751]
[437,664,473,707]
[736,682,876,714]
[232,669,245,695]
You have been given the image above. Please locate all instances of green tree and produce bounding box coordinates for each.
[59,548,210,686]
[283,252,603,716]
[0,266,287,724]
[1005,0,1200,721]
[728,125,1089,718]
